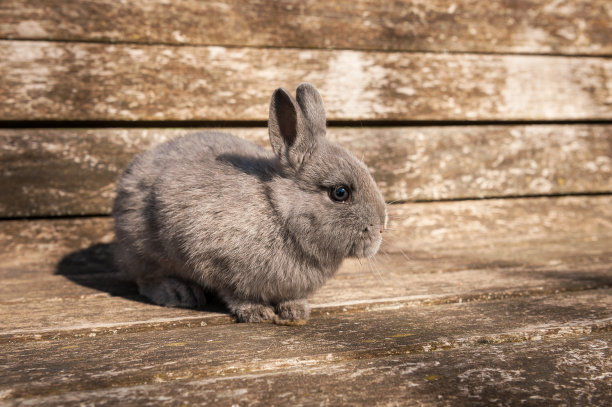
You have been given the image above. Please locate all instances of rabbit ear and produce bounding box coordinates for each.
[268,87,316,169]
[296,83,326,137]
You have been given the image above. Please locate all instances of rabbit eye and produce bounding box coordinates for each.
[329,185,351,203]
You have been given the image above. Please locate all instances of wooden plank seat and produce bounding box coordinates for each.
[2,42,612,122]
[1,125,611,217]
[2,0,611,54]
[1,1,611,405]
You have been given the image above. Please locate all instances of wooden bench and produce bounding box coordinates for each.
[2,1,611,404]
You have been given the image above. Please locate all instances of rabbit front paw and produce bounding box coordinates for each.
[275,299,310,324]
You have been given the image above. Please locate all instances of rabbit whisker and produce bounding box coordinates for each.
[397,248,413,262]
[366,256,385,283]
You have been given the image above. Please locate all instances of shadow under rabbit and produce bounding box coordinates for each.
[55,243,229,315]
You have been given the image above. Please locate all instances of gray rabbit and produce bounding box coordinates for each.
[112,83,387,323]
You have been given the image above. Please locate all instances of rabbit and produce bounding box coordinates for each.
[112,83,387,324]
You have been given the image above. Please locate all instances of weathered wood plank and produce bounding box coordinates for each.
[2,41,612,121]
[2,290,610,401]
[3,196,611,276]
[1,1,611,55]
[2,261,611,341]
[385,196,612,254]
[2,125,611,217]
[1,197,611,340]
[8,334,608,406]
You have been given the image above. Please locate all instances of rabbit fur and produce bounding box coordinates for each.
[112,83,387,323]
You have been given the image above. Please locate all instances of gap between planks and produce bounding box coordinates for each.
[3,119,612,129]
[3,37,612,59]
[3,192,612,222]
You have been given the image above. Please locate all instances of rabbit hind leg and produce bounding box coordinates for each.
[138,276,207,309]
[114,242,206,309]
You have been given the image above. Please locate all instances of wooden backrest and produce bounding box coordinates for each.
[1,0,611,218]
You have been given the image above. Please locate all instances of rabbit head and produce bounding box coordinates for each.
[268,83,387,264]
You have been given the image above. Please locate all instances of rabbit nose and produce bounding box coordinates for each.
[364,224,384,234]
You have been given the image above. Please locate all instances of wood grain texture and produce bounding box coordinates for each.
[2,41,612,121]
[2,290,610,401]
[1,0,611,55]
[8,334,608,406]
[1,125,611,217]
[3,261,611,342]
[3,196,611,275]
[1,196,611,340]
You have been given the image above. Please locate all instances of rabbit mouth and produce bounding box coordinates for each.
[348,233,382,258]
